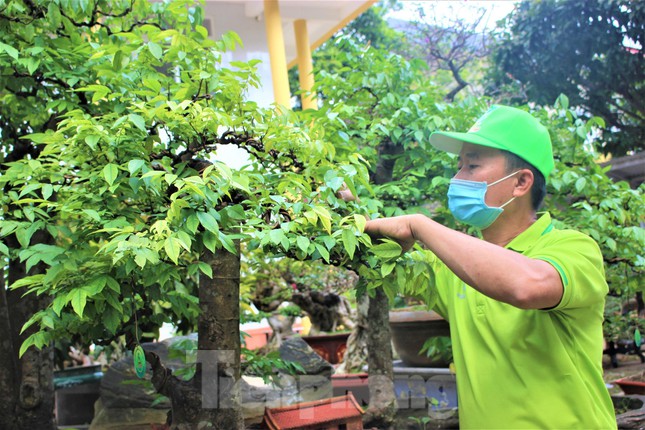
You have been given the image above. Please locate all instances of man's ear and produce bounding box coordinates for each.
[513,169,534,197]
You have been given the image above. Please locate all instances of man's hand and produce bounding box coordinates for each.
[365,215,418,253]
[336,188,358,202]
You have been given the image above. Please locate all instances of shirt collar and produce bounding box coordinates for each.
[506,212,553,252]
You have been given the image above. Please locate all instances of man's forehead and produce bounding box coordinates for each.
[458,143,503,158]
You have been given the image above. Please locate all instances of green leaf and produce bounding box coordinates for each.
[148,42,163,60]
[312,206,332,233]
[41,184,53,200]
[296,236,310,253]
[142,78,162,93]
[314,243,330,262]
[574,177,587,194]
[0,41,19,59]
[105,291,123,312]
[186,213,200,234]
[52,294,68,316]
[69,289,88,317]
[269,229,286,247]
[105,277,121,293]
[371,241,402,259]
[342,229,356,260]
[556,94,569,110]
[196,211,219,233]
[129,114,147,132]
[103,307,121,334]
[19,332,47,358]
[83,209,101,222]
[83,277,107,296]
[134,250,147,268]
[27,58,40,75]
[19,183,41,198]
[381,261,396,277]
[203,231,218,253]
[176,231,192,252]
[164,237,180,264]
[91,85,110,102]
[353,214,367,233]
[102,164,119,186]
[16,222,41,248]
[128,159,146,175]
[218,232,238,254]
[198,262,213,278]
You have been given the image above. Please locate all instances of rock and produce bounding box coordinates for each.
[241,337,334,424]
[98,335,194,411]
[278,336,334,376]
[91,398,168,430]
[90,335,194,429]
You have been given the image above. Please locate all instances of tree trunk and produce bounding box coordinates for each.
[361,138,402,428]
[195,244,244,429]
[336,292,369,374]
[147,245,244,429]
[363,288,397,429]
[0,267,18,426]
[0,233,56,430]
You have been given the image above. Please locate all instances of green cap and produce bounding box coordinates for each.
[429,105,554,178]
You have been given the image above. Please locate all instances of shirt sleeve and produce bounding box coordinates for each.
[532,230,608,311]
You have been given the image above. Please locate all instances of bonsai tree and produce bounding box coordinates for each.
[1,2,441,428]
[0,1,369,428]
[242,252,358,340]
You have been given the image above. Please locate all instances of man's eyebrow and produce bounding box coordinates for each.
[458,152,481,161]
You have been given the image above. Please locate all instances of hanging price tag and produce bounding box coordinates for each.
[635,328,642,348]
[133,345,147,378]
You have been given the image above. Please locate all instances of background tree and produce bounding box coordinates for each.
[535,95,644,345]
[393,2,492,102]
[488,0,645,156]
[289,0,404,110]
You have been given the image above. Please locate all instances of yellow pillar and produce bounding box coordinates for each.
[263,0,291,108]
[294,19,317,110]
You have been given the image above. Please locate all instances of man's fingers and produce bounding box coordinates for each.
[336,189,358,202]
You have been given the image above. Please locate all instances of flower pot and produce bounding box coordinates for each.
[54,364,103,426]
[301,332,350,365]
[615,377,645,395]
[389,310,451,367]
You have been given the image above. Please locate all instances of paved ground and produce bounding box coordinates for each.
[603,352,645,396]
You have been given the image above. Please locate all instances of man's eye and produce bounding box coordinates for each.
[469,165,479,169]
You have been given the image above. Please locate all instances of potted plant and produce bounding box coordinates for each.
[389,303,451,368]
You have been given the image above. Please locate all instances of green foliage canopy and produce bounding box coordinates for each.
[489,0,644,156]
[0,0,369,353]
[0,0,443,358]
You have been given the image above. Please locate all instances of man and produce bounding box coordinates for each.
[364,105,616,428]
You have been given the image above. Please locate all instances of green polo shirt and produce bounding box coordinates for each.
[432,213,616,429]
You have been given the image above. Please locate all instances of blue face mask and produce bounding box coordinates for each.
[447,171,519,229]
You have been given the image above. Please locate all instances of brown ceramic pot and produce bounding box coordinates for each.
[389,309,451,367]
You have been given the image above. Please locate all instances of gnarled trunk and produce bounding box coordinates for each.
[0,233,56,430]
[363,288,397,429]
[196,244,244,429]
[143,245,244,430]
[361,138,401,429]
